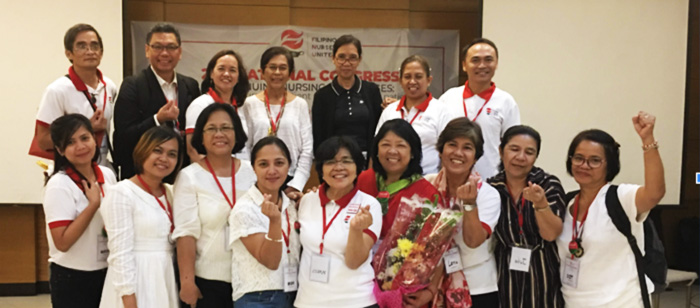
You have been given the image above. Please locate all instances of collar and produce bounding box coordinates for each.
[68,66,104,92]
[331,75,362,96]
[249,185,290,213]
[464,81,496,100]
[65,162,104,192]
[150,66,178,87]
[207,88,237,107]
[396,93,433,112]
[318,183,359,209]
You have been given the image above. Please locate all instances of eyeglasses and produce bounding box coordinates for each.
[203,126,234,134]
[335,54,360,64]
[74,42,102,53]
[323,158,355,167]
[570,155,605,168]
[149,44,180,52]
[266,65,288,73]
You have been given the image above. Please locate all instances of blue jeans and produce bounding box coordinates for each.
[234,290,294,308]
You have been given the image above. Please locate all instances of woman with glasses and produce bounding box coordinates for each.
[240,46,312,202]
[556,111,665,307]
[312,35,383,160]
[185,50,251,163]
[487,125,565,308]
[33,24,117,167]
[295,136,382,308]
[173,103,255,307]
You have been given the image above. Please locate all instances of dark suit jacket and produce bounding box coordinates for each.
[113,67,200,179]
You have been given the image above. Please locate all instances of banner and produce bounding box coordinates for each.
[131,22,460,106]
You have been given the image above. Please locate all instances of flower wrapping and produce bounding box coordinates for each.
[373,194,463,307]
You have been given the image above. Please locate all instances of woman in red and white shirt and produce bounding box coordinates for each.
[44,114,117,308]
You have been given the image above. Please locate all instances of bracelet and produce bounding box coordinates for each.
[264,234,283,242]
[533,205,550,212]
[456,199,476,212]
[642,140,659,151]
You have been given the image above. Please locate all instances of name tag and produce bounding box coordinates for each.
[97,235,109,262]
[562,258,581,288]
[284,265,298,292]
[223,225,231,252]
[309,253,331,283]
[346,204,360,214]
[508,247,532,272]
[443,247,463,274]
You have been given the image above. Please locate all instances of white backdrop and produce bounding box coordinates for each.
[484,0,688,204]
[1,0,123,204]
[131,22,460,105]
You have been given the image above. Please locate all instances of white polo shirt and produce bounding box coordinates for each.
[43,165,117,271]
[172,160,255,282]
[185,92,249,160]
[36,69,117,165]
[376,94,451,175]
[295,186,382,308]
[439,83,520,179]
[557,184,653,307]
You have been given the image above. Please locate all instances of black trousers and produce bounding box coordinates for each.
[471,291,500,308]
[193,276,234,308]
[49,263,106,308]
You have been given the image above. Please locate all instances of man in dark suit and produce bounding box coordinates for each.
[113,23,200,179]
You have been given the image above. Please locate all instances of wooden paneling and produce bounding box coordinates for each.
[36,207,48,282]
[410,0,479,12]
[291,8,410,28]
[166,4,291,25]
[128,1,165,21]
[0,205,36,284]
[291,0,409,10]
[164,0,289,5]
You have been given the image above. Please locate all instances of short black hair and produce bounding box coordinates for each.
[260,46,295,74]
[437,117,484,160]
[333,35,362,57]
[132,126,183,184]
[49,114,100,180]
[400,55,431,77]
[147,23,181,46]
[201,49,250,108]
[500,125,541,157]
[371,119,423,179]
[315,136,365,184]
[250,136,292,167]
[190,103,247,155]
[461,38,499,62]
[64,24,103,63]
[566,129,621,182]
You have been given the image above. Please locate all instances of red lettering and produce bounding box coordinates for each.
[320,70,330,81]
[362,71,372,81]
[373,71,381,82]
[381,71,391,82]
[248,69,259,80]
[390,71,400,82]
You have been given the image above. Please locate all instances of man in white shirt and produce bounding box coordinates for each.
[439,38,520,180]
[113,23,200,179]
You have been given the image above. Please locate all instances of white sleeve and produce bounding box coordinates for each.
[185,100,205,133]
[288,100,314,191]
[172,171,201,240]
[476,182,502,232]
[501,97,521,137]
[617,184,644,223]
[375,106,391,136]
[102,185,137,297]
[236,110,250,161]
[228,202,268,246]
[241,102,255,160]
[36,84,64,125]
[43,177,78,225]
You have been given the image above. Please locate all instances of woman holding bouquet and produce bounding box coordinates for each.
[487,125,565,307]
[295,136,382,308]
[425,118,501,307]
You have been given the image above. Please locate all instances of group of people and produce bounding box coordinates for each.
[36,21,666,308]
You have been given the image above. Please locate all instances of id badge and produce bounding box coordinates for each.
[508,246,532,272]
[224,225,231,252]
[284,264,299,292]
[562,258,581,288]
[97,235,109,262]
[309,253,331,283]
[443,247,463,274]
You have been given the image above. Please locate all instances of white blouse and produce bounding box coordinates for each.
[228,186,300,301]
[240,95,313,191]
[172,160,256,282]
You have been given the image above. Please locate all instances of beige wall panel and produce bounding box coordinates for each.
[129,1,165,21]
[291,8,409,28]
[166,4,291,25]
[410,0,479,12]
[0,206,36,283]
[291,0,408,10]
[164,0,288,5]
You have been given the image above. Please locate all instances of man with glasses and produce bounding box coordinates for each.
[113,23,199,179]
[311,35,383,161]
[31,23,118,167]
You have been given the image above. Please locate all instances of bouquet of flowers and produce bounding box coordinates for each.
[373,194,463,307]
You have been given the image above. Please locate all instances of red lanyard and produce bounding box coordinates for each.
[203,157,236,209]
[68,66,107,112]
[571,194,589,243]
[264,90,286,135]
[207,88,238,111]
[462,83,492,122]
[505,183,527,235]
[281,209,291,254]
[320,202,344,255]
[136,174,174,232]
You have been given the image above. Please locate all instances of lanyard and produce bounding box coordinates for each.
[65,162,105,197]
[136,174,174,232]
[207,88,238,111]
[281,209,291,254]
[505,183,527,235]
[320,202,344,255]
[68,66,107,113]
[264,90,286,135]
[203,157,236,209]
[571,194,589,246]
[462,82,492,122]
[397,94,432,125]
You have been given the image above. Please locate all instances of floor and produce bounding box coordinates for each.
[0,284,697,307]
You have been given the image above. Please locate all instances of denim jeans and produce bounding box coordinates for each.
[234,290,294,308]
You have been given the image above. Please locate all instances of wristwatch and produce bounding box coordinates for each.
[457,199,476,212]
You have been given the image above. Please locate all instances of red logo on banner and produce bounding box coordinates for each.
[281,30,304,50]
